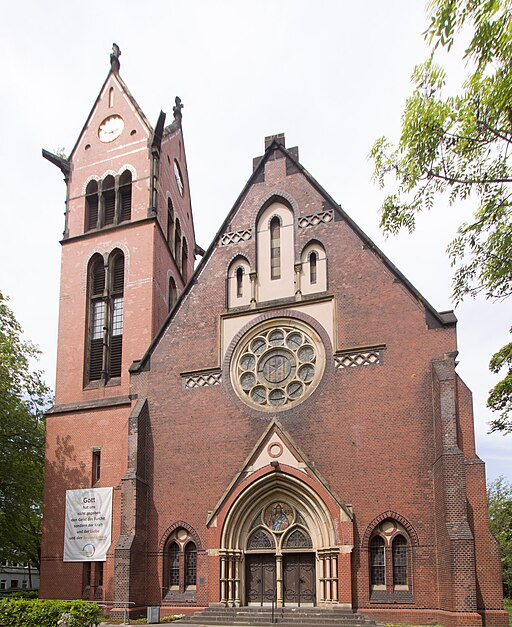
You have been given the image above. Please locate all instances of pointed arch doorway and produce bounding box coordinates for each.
[219,471,341,607]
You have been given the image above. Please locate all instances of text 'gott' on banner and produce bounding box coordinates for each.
[63,487,112,562]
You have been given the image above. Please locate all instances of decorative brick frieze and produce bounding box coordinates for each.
[183,370,222,389]
[334,346,385,369]
[298,209,334,228]
[219,229,252,246]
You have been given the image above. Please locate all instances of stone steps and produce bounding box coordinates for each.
[177,606,381,627]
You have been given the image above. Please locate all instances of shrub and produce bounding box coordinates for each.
[0,598,103,627]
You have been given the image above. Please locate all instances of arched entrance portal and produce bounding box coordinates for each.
[219,472,341,607]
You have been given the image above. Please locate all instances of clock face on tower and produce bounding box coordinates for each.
[230,320,325,411]
[98,115,124,143]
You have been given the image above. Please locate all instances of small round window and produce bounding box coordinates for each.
[231,319,325,411]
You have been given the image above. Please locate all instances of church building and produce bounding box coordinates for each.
[41,48,507,627]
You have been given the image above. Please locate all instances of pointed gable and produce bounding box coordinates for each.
[70,70,152,164]
[206,420,353,528]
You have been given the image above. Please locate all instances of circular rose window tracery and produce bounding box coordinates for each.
[231,320,325,411]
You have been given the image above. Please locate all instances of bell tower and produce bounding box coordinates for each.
[40,45,198,601]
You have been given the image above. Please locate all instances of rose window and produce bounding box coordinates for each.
[231,321,325,411]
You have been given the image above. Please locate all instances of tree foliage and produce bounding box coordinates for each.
[0,291,51,570]
[371,0,512,432]
[487,476,512,597]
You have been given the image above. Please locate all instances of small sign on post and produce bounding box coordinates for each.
[147,606,160,624]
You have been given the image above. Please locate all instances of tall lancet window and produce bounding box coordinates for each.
[102,175,116,226]
[86,251,125,384]
[119,170,132,222]
[88,256,106,381]
[236,267,244,297]
[270,216,281,279]
[109,253,124,378]
[85,181,99,231]
[309,252,317,284]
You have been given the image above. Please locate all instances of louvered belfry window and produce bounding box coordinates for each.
[119,170,132,222]
[109,254,124,378]
[85,181,99,231]
[102,176,116,226]
[87,251,125,383]
[88,256,106,381]
[85,172,134,233]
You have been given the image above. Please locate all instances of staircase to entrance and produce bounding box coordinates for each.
[176,606,383,627]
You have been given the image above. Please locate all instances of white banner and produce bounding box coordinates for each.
[63,487,112,562]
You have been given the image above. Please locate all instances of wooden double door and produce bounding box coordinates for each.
[246,553,316,606]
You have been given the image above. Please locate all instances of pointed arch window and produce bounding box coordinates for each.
[168,542,180,587]
[182,239,188,282]
[168,277,177,312]
[247,529,275,550]
[270,216,281,279]
[309,252,317,284]
[185,542,197,587]
[88,256,106,381]
[108,87,114,108]
[109,253,124,378]
[164,527,199,599]
[368,520,412,599]
[167,198,174,250]
[85,181,99,231]
[175,219,182,269]
[392,535,407,586]
[283,528,312,549]
[236,267,244,298]
[84,173,134,233]
[119,170,132,222]
[370,536,385,586]
[102,176,116,226]
[86,251,124,384]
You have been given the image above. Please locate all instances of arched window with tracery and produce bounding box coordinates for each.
[367,518,412,598]
[163,526,199,600]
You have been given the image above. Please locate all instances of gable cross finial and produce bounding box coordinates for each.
[110,43,121,73]
[173,96,183,121]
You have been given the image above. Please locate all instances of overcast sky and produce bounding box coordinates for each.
[0,1,509,481]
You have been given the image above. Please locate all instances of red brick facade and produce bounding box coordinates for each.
[41,60,507,627]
